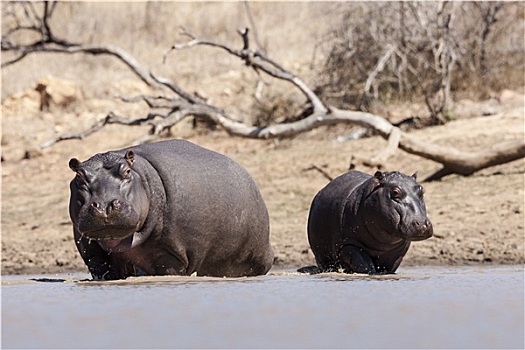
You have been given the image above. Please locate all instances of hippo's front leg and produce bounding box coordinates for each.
[152,252,188,276]
[75,231,122,280]
[85,254,122,280]
[338,245,377,274]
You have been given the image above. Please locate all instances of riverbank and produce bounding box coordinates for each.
[1,88,524,275]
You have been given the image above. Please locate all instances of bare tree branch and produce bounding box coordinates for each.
[368,127,401,167]
[165,27,328,114]
[1,2,161,88]
[399,137,525,181]
[149,72,207,105]
[43,91,525,182]
[303,165,334,181]
[40,112,159,148]
[3,42,163,88]
[364,44,397,98]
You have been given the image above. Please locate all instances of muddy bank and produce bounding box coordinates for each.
[1,85,524,275]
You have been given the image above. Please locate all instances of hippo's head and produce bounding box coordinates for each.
[69,150,150,251]
[362,171,433,242]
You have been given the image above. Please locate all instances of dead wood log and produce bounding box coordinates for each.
[399,136,525,181]
[2,2,523,181]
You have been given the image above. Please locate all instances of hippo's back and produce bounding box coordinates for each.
[307,171,371,270]
[130,139,237,173]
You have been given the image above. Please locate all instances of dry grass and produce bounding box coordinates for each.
[1,2,337,101]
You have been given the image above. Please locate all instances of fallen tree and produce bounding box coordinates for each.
[2,1,524,181]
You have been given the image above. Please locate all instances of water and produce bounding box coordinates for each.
[2,266,523,349]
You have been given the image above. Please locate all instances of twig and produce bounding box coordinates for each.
[364,44,397,98]
[303,165,334,181]
[40,112,159,148]
[170,28,328,114]
[116,94,184,109]
[243,1,266,54]
[149,72,206,105]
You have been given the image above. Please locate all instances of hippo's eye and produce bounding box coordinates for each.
[75,174,89,192]
[75,175,84,186]
[417,185,425,198]
[119,165,132,180]
[75,172,87,185]
[390,187,404,200]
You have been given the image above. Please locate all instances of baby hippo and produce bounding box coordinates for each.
[301,170,433,274]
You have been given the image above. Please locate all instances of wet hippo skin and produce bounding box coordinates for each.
[301,170,433,274]
[69,139,274,280]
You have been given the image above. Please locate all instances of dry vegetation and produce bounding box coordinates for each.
[316,2,524,120]
[2,2,334,102]
[1,2,524,275]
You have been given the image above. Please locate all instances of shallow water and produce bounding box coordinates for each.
[2,266,523,349]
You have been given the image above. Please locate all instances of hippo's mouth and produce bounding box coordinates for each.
[96,231,150,253]
[78,222,150,253]
[79,224,138,240]
[409,229,433,241]
[396,222,433,241]
[98,236,132,252]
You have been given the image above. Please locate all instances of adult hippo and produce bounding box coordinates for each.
[300,170,433,274]
[69,139,274,280]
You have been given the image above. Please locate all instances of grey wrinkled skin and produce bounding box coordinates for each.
[300,170,433,275]
[69,140,274,280]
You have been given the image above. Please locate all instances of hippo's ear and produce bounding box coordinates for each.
[125,150,135,167]
[411,172,418,181]
[374,171,385,183]
[69,158,81,172]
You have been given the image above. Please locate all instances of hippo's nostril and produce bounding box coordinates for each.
[90,201,106,216]
[413,219,432,234]
[91,202,101,210]
[413,219,432,228]
[110,199,121,211]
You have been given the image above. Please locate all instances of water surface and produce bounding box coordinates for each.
[2,266,523,349]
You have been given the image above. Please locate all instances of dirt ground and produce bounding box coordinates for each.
[1,80,524,276]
